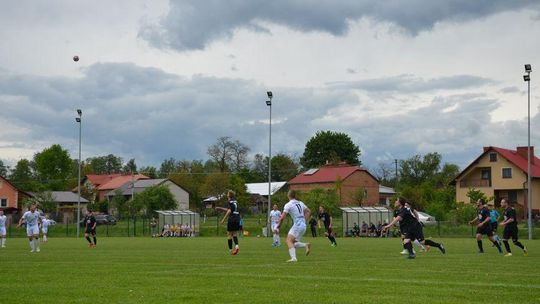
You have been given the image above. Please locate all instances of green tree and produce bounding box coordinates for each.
[34,144,72,190]
[466,188,491,204]
[109,190,127,219]
[158,158,178,177]
[229,140,250,172]
[399,153,442,186]
[207,136,233,172]
[271,153,299,181]
[122,158,137,174]
[139,166,158,178]
[34,191,57,214]
[0,159,8,177]
[9,159,37,191]
[300,131,361,168]
[131,185,177,215]
[87,154,123,174]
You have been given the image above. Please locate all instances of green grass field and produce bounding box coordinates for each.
[1,236,538,304]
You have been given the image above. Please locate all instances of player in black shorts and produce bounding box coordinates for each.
[318,206,337,247]
[83,209,97,248]
[500,199,528,257]
[383,198,419,259]
[216,190,240,255]
[469,199,502,254]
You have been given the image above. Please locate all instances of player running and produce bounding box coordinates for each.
[469,199,502,254]
[17,202,41,252]
[268,204,281,247]
[0,210,7,248]
[84,209,97,248]
[318,205,337,247]
[276,190,311,263]
[216,190,241,255]
[41,215,50,242]
[500,199,528,257]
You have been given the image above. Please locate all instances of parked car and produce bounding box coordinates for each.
[416,211,437,225]
[80,214,117,226]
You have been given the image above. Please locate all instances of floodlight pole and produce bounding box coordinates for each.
[76,109,82,238]
[266,91,273,237]
[524,64,533,240]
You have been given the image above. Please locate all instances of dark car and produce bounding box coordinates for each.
[80,214,117,226]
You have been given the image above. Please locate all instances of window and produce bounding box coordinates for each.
[0,198,7,207]
[502,168,512,179]
[481,169,490,180]
[489,152,497,162]
[508,191,517,203]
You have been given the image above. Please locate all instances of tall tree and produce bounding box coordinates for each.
[158,158,178,177]
[0,159,9,177]
[87,154,123,174]
[131,185,177,215]
[271,153,299,181]
[123,158,137,174]
[34,144,72,191]
[207,136,233,172]
[9,159,36,191]
[300,131,361,168]
[139,166,158,178]
[399,153,442,186]
[229,140,250,172]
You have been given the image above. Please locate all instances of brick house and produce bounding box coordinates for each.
[288,163,380,206]
[451,146,540,216]
[79,174,149,202]
[0,176,32,226]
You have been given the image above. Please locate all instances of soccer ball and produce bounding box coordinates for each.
[73,55,79,62]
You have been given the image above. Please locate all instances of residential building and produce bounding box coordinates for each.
[0,175,31,214]
[288,162,380,206]
[246,181,288,212]
[79,174,149,202]
[29,191,90,224]
[451,146,540,216]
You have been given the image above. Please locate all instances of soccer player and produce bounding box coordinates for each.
[318,205,337,247]
[83,209,97,247]
[500,199,528,257]
[0,210,7,248]
[469,199,502,254]
[276,190,311,262]
[487,203,502,246]
[17,202,41,252]
[268,204,282,247]
[41,215,50,242]
[216,190,241,255]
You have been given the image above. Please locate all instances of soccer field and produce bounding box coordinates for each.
[1,237,538,304]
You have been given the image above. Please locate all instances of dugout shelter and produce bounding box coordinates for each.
[340,207,393,236]
[155,210,200,236]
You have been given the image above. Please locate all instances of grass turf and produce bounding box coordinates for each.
[1,236,538,303]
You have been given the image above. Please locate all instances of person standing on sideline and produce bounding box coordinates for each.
[268,204,282,247]
[41,215,50,242]
[216,190,240,255]
[276,190,311,262]
[84,209,97,248]
[469,199,502,254]
[17,202,41,252]
[150,217,157,237]
[500,199,528,257]
[309,216,317,237]
[318,206,337,247]
[487,203,502,246]
[0,210,7,248]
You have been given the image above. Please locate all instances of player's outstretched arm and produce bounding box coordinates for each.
[220,209,231,225]
[276,212,287,229]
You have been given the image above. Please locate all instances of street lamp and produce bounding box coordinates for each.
[76,109,82,237]
[523,64,532,240]
[266,91,272,237]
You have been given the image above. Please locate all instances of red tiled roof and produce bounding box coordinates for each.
[288,163,377,184]
[491,147,540,177]
[86,174,122,187]
[97,174,149,190]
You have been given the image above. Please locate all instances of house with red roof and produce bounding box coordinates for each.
[0,175,31,214]
[451,146,540,215]
[288,162,380,206]
[80,174,149,202]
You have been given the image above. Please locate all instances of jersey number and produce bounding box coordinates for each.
[295,204,302,213]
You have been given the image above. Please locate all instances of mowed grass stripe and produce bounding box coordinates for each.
[1,237,538,304]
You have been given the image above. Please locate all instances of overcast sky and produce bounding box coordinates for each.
[1,0,540,173]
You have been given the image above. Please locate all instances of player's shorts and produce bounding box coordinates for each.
[41,228,48,234]
[288,223,306,241]
[271,223,279,233]
[503,225,519,241]
[85,227,96,235]
[402,227,424,242]
[476,225,493,237]
[26,225,39,236]
[227,215,241,232]
[0,227,6,236]
[490,221,498,231]
[325,226,333,235]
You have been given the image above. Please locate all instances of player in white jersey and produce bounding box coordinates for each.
[41,216,50,242]
[0,210,7,248]
[268,204,282,247]
[17,202,41,252]
[276,190,311,262]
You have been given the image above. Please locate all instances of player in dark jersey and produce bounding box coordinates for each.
[407,202,445,254]
[216,190,240,255]
[500,199,528,257]
[383,198,418,259]
[469,199,502,254]
[83,209,97,248]
[318,206,337,247]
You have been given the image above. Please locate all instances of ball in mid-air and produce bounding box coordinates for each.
[73,55,79,62]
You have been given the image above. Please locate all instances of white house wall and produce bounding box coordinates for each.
[164,180,189,210]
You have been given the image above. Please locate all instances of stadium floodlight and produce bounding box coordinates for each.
[523,64,532,240]
[266,91,273,238]
[76,109,82,238]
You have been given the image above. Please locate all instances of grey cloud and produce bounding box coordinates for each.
[499,86,522,94]
[139,0,540,51]
[327,74,495,93]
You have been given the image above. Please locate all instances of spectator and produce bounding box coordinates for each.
[361,221,368,237]
[376,222,383,237]
[368,222,376,237]
[352,222,360,237]
[309,216,317,237]
[150,217,157,237]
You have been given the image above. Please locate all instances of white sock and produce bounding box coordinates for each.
[35,238,40,250]
[30,240,34,250]
[43,235,47,242]
[414,240,425,249]
[1,238,4,246]
[294,242,306,248]
[288,248,296,259]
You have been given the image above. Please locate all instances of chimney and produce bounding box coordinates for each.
[517,146,534,163]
